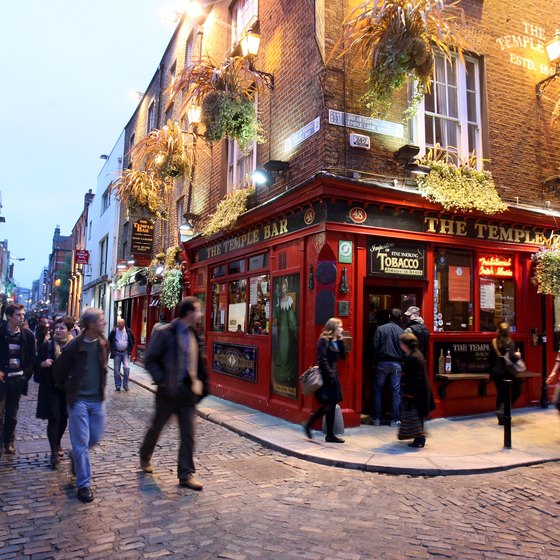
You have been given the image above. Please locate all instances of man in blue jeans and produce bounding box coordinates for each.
[372,308,404,427]
[108,318,135,391]
[54,308,108,503]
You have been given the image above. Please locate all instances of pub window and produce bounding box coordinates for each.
[249,252,268,271]
[248,274,269,334]
[211,283,227,332]
[229,259,245,275]
[228,279,247,332]
[196,291,206,332]
[434,248,473,332]
[478,255,516,332]
[212,264,227,278]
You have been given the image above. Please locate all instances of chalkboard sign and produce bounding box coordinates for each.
[433,340,525,376]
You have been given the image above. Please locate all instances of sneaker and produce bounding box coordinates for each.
[140,457,154,473]
[372,418,381,426]
[123,387,129,392]
[390,420,401,427]
[179,475,203,491]
[77,486,94,503]
[115,387,121,392]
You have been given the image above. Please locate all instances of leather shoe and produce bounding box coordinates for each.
[5,444,15,455]
[325,435,345,443]
[115,387,121,392]
[408,437,426,448]
[140,458,153,473]
[302,423,312,439]
[50,454,60,470]
[77,486,94,503]
[179,475,203,491]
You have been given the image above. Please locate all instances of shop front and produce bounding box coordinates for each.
[185,175,553,427]
[113,282,147,364]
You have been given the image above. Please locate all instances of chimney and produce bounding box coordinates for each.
[84,188,94,210]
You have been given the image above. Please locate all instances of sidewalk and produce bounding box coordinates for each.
[124,362,560,476]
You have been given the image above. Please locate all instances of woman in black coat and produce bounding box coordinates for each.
[489,321,522,425]
[303,317,346,443]
[34,316,74,468]
[398,332,435,448]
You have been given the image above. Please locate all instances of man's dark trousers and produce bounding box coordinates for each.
[140,387,196,478]
[1,376,27,447]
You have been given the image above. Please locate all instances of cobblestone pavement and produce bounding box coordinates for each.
[2,382,560,560]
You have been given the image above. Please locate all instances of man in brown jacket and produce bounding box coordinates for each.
[54,308,108,503]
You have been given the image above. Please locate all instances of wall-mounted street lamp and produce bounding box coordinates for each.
[238,28,275,90]
[179,212,198,241]
[393,144,430,177]
[536,31,560,97]
[130,90,145,102]
[250,160,290,188]
[10,257,25,261]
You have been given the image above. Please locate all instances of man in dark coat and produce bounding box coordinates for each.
[53,308,108,503]
[0,303,36,456]
[139,297,208,490]
[108,318,135,391]
[403,306,430,358]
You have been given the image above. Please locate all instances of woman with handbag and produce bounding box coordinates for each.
[398,333,435,448]
[546,352,560,412]
[490,322,522,425]
[303,318,346,443]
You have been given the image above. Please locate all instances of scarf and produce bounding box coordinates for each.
[53,333,73,358]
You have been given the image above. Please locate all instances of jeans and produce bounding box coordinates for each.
[67,400,105,489]
[140,389,196,480]
[113,351,130,390]
[373,362,402,422]
[1,376,27,448]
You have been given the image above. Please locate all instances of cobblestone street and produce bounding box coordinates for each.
[1,381,560,559]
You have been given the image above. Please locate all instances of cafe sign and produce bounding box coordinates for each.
[367,237,426,278]
[478,255,514,278]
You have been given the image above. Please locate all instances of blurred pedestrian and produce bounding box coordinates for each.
[489,322,522,425]
[139,297,208,490]
[53,308,108,503]
[0,303,36,456]
[34,316,74,468]
[547,351,560,412]
[303,317,346,443]
[397,333,435,448]
[151,313,167,336]
[35,319,51,348]
[403,306,430,358]
[108,318,135,392]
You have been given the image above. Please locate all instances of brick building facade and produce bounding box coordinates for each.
[114,0,560,425]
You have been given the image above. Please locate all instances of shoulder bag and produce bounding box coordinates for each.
[492,339,527,374]
[299,365,323,395]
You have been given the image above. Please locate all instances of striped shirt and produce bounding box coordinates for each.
[6,329,23,375]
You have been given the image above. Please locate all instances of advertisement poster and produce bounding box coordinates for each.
[271,274,300,398]
[367,237,426,278]
[449,266,471,301]
[212,343,257,383]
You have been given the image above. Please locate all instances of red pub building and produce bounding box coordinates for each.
[118,0,560,427]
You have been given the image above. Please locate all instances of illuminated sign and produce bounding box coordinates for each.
[478,256,514,278]
[74,249,89,264]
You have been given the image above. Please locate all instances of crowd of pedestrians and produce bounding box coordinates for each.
[0,297,209,503]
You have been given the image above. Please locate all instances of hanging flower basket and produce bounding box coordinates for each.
[416,147,507,215]
[338,0,469,117]
[201,187,255,237]
[161,269,183,309]
[167,57,268,148]
[532,247,560,296]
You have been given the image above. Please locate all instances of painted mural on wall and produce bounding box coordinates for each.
[271,274,300,398]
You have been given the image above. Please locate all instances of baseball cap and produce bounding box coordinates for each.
[404,306,420,318]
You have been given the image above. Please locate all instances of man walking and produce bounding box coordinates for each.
[53,308,108,503]
[0,303,36,456]
[372,308,404,427]
[403,306,430,358]
[108,318,135,391]
[139,297,208,490]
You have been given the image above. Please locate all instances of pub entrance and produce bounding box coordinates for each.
[361,282,424,418]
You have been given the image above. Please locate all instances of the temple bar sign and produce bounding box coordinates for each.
[131,219,154,255]
[367,237,426,278]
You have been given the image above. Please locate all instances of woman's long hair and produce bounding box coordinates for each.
[319,318,342,341]
[496,321,513,348]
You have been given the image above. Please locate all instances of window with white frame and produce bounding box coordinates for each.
[176,197,184,244]
[99,236,108,276]
[147,100,157,132]
[231,0,258,43]
[411,53,482,162]
[227,139,256,192]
